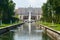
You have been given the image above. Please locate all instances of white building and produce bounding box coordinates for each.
[15,7,42,20]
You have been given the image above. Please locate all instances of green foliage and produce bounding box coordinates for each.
[0,0,17,24]
[36,21,60,31]
[42,0,60,24]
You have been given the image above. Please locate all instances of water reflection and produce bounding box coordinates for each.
[28,22,31,34]
[0,23,52,40]
[0,31,14,40]
[42,33,52,40]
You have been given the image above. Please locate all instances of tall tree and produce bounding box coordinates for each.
[0,0,15,24]
[42,0,60,24]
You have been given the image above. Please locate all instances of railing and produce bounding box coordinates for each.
[40,25,60,35]
[39,24,60,40]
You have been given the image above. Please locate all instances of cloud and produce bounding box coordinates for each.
[13,0,47,9]
[28,0,47,7]
[29,0,36,3]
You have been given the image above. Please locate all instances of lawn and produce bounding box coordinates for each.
[0,21,23,29]
[36,21,60,31]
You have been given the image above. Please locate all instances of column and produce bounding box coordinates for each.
[37,15,38,20]
[21,15,23,20]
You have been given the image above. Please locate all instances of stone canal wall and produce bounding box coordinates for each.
[0,23,24,35]
[39,24,60,40]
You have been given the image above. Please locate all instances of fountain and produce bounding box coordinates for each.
[28,8,32,34]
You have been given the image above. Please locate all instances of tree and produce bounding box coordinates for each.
[42,0,60,24]
[0,0,16,24]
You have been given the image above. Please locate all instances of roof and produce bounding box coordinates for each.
[15,7,42,16]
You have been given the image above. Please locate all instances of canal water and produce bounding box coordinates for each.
[0,22,52,40]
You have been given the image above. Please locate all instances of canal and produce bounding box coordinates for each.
[0,22,52,40]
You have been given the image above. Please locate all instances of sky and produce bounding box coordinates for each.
[13,0,47,9]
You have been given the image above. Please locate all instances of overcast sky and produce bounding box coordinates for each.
[13,0,47,9]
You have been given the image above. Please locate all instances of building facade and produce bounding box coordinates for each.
[15,7,42,20]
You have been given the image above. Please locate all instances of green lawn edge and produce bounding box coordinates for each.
[36,21,60,31]
[0,21,23,29]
